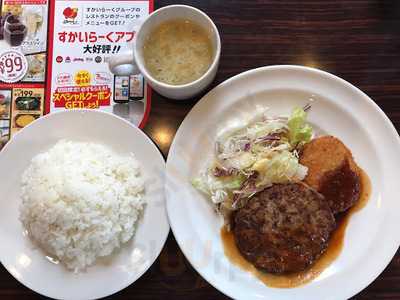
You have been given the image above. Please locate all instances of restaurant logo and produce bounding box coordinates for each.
[62,7,79,25]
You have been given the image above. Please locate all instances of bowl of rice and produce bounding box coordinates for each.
[0,110,169,300]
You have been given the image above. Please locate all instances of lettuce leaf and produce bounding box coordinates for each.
[252,150,308,187]
[191,173,245,204]
[224,176,245,190]
[191,177,211,195]
[288,107,313,147]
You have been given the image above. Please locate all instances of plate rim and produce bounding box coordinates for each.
[0,109,170,300]
[166,65,400,300]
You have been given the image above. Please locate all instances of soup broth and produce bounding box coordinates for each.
[143,19,214,85]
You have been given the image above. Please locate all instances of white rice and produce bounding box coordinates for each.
[19,140,145,272]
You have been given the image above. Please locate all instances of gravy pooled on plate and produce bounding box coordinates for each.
[143,19,214,85]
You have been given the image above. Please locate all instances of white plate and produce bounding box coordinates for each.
[0,110,169,300]
[166,65,400,300]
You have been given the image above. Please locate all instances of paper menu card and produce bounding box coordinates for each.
[0,0,153,151]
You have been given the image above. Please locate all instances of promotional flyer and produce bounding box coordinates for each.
[0,0,153,150]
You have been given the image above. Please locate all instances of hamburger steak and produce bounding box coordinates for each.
[233,183,336,273]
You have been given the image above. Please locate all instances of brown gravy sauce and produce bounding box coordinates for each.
[221,167,371,288]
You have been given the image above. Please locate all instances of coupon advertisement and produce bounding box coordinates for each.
[0,0,153,150]
[47,0,152,126]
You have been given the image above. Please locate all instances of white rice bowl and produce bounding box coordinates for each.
[19,140,145,272]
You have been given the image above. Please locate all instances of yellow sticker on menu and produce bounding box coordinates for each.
[74,70,91,86]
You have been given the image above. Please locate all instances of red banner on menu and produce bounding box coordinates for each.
[53,85,111,108]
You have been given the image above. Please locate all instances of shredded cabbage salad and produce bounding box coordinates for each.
[192,106,313,220]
